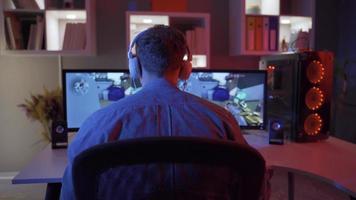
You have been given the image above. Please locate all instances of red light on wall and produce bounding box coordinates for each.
[307,60,325,84]
[304,113,323,136]
[305,87,324,110]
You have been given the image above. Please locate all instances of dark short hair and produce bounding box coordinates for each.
[135,25,187,76]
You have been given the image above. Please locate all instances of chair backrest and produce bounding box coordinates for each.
[72,137,266,200]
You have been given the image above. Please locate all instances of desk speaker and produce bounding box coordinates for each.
[51,121,68,149]
[269,119,284,144]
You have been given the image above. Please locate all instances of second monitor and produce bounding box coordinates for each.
[182,70,266,129]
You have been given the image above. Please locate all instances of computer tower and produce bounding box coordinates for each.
[260,51,334,142]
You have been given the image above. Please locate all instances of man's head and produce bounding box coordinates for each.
[128,25,192,84]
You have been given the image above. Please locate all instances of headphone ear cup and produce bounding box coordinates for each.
[179,61,192,80]
[128,57,141,79]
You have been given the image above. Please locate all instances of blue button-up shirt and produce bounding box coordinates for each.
[60,78,247,199]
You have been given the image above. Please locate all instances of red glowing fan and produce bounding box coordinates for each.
[307,60,325,84]
[304,113,323,136]
[305,87,324,110]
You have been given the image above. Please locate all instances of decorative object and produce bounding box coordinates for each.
[18,87,64,142]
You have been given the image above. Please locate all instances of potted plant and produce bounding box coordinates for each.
[18,87,64,142]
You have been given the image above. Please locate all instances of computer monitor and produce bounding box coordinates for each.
[63,69,266,131]
[181,70,267,129]
[63,69,141,131]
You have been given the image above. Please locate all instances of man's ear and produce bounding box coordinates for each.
[179,61,192,80]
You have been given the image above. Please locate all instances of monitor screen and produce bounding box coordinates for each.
[63,69,266,131]
[181,70,267,129]
[63,70,141,130]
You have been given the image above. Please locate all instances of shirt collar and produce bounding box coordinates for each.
[142,78,178,91]
[142,78,179,94]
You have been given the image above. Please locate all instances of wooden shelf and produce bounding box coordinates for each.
[3,9,45,14]
[229,0,315,56]
[0,0,96,56]
[0,49,94,56]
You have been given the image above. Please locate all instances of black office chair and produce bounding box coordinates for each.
[72,137,266,200]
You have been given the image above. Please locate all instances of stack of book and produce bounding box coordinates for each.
[27,16,44,50]
[185,27,206,55]
[62,23,87,50]
[4,0,43,50]
[246,16,279,51]
[5,15,44,50]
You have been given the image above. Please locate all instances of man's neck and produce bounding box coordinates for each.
[141,70,179,87]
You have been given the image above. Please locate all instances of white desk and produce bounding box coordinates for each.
[12,145,66,184]
[12,134,356,199]
[245,134,356,199]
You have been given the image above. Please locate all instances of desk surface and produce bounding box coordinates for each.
[12,134,356,197]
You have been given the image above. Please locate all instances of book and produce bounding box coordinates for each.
[63,23,73,50]
[12,0,39,9]
[186,30,193,53]
[255,17,263,51]
[263,17,270,51]
[27,24,36,49]
[63,23,86,50]
[246,16,256,51]
[34,16,44,50]
[5,17,16,49]
[77,23,86,49]
[186,29,196,54]
[195,27,206,54]
[269,17,278,51]
[5,15,23,49]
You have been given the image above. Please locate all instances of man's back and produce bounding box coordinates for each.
[106,78,246,143]
[60,78,247,199]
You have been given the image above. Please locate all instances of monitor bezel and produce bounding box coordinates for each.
[62,69,267,132]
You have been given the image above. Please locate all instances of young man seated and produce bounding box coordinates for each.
[60,25,264,200]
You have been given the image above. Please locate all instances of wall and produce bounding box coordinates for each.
[315,0,356,143]
[0,57,59,171]
[0,0,260,172]
[331,0,356,143]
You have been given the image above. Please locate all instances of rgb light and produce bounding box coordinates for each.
[267,65,276,72]
[305,87,324,110]
[304,113,323,136]
[307,60,325,84]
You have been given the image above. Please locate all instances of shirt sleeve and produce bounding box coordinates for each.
[223,112,249,146]
[60,115,95,200]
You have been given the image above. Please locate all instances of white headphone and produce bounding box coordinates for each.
[127,27,193,80]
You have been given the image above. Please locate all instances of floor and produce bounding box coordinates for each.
[0,169,350,200]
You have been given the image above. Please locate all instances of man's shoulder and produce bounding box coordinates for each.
[183,92,234,121]
[94,94,141,117]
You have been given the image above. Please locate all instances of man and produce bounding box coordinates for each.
[60,25,248,199]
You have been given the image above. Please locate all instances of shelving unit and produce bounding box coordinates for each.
[0,0,96,56]
[127,11,210,68]
[229,0,315,55]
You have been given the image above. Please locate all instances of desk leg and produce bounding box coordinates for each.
[45,183,62,200]
[288,172,295,200]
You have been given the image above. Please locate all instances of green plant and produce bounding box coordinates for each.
[18,87,64,142]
